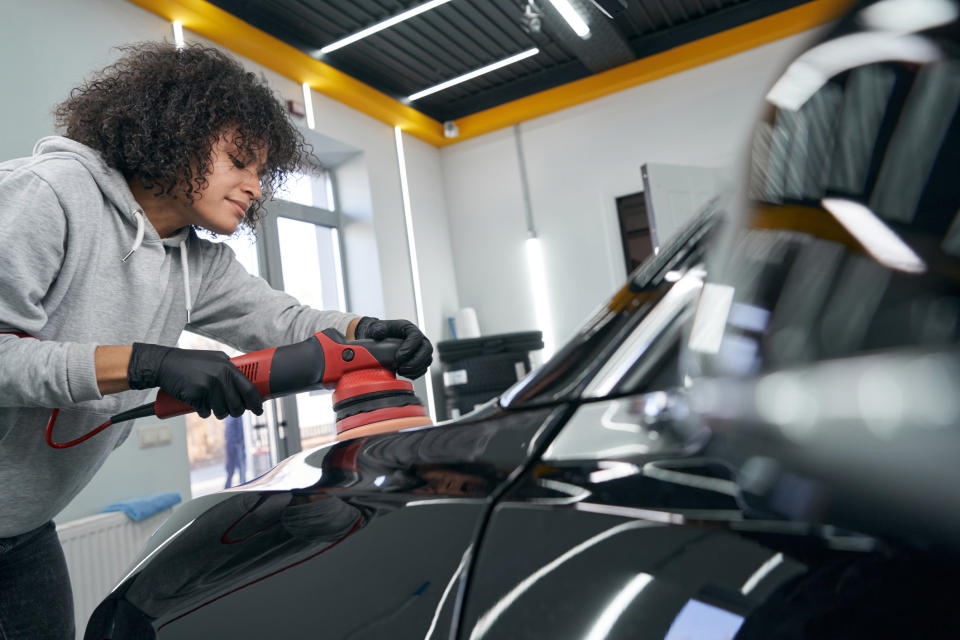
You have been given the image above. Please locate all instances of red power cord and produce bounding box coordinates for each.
[45,409,115,449]
[2,332,116,449]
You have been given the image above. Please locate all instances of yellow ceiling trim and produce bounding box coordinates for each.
[127,0,854,148]
[126,0,448,146]
[449,0,856,145]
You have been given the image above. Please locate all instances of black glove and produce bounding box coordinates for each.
[127,343,264,420]
[355,317,433,379]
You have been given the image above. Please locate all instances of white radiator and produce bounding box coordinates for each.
[56,508,173,639]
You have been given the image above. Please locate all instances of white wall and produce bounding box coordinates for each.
[299,92,460,404]
[308,93,416,322]
[402,134,461,343]
[440,129,531,338]
[0,0,457,517]
[401,132,461,410]
[55,415,191,523]
[441,30,823,345]
[0,0,170,160]
[336,152,387,319]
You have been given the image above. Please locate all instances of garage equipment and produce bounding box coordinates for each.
[438,331,542,418]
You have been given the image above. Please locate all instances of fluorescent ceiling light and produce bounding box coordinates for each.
[549,0,591,38]
[301,82,315,130]
[766,32,941,111]
[394,126,437,421]
[525,236,555,360]
[171,20,184,48]
[319,0,452,55]
[821,198,927,274]
[859,0,958,34]
[408,48,540,101]
[330,228,347,313]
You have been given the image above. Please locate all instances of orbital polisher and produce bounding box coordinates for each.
[43,329,433,448]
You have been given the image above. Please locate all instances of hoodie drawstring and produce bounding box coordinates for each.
[180,239,192,324]
[121,208,145,262]
[120,208,192,324]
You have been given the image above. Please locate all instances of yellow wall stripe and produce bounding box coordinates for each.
[127,0,853,148]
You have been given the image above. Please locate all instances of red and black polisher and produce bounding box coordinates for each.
[107,329,432,442]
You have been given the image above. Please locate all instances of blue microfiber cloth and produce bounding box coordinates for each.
[99,492,182,521]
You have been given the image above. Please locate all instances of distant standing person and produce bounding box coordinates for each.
[224,414,246,488]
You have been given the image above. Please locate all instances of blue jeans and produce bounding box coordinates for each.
[0,521,74,639]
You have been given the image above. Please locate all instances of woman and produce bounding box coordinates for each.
[0,42,432,638]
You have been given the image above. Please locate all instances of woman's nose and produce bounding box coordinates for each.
[244,174,262,199]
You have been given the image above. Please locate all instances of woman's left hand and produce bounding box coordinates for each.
[355,317,433,379]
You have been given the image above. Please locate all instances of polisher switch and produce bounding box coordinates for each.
[153,329,403,419]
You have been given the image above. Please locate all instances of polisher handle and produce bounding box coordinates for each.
[315,329,403,380]
[153,330,403,419]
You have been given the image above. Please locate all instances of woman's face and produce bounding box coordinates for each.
[185,133,267,235]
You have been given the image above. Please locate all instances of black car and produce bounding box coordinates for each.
[85,205,960,638]
[86,1,960,636]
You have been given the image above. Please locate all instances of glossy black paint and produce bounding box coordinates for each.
[85,405,564,639]
[88,205,960,637]
[88,268,960,640]
[462,397,960,639]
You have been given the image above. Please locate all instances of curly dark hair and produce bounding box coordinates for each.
[55,41,312,229]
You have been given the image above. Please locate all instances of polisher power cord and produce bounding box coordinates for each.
[45,410,115,449]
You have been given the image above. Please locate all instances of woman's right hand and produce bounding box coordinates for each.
[127,343,263,419]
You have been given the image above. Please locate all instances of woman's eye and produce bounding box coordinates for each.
[230,156,245,169]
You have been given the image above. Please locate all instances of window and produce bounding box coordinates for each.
[274,168,335,210]
[179,234,267,498]
[181,164,347,497]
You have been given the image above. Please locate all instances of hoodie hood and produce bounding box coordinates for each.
[32,136,193,318]
[33,136,141,225]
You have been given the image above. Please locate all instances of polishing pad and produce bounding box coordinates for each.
[334,415,434,441]
[333,368,430,439]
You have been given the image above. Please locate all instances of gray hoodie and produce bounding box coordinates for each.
[0,137,357,537]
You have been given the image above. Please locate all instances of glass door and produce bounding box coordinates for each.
[256,195,346,457]
[184,168,346,497]
[181,233,276,498]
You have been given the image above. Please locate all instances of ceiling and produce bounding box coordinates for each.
[206,0,816,122]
